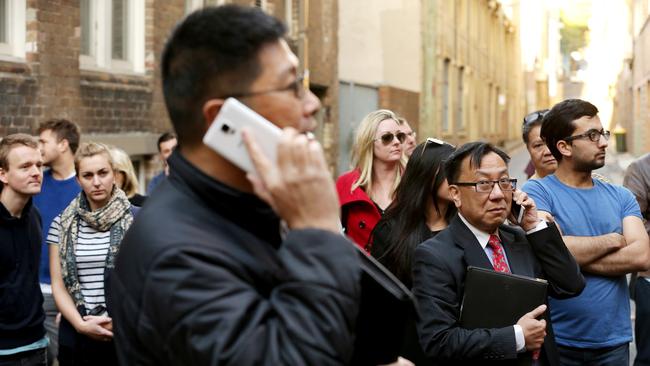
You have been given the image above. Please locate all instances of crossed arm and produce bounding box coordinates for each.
[538,211,650,276]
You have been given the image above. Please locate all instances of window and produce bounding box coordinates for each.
[441,59,451,132]
[185,0,225,14]
[0,0,26,59]
[455,66,464,132]
[79,0,144,74]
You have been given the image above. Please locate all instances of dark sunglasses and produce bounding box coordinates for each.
[375,132,407,145]
[523,109,549,126]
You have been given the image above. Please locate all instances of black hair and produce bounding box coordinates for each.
[541,99,598,162]
[371,141,456,286]
[444,141,510,184]
[161,5,286,146]
[157,132,177,151]
[522,109,549,144]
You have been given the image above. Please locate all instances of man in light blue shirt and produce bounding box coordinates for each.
[523,99,650,365]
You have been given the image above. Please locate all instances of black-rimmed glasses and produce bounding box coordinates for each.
[523,109,549,125]
[563,129,610,143]
[375,132,407,145]
[451,178,517,194]
[223,70,309,99]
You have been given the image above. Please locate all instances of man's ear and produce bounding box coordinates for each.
[448,185,462,209]
[202,99,226,133]
[58,138,70,154]
[556,140,572,159]
[0,168,8,185]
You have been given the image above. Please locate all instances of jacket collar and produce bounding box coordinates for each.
[167,151,282,248]
[448,214,528,275]
[337,170,374,206]
[0,198,32,224]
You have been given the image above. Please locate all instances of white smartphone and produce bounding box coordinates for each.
[202,98,282,174]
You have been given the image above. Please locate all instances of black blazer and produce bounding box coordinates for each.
[412,215,585,366]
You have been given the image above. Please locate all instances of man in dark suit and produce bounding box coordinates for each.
[413,142,585,365]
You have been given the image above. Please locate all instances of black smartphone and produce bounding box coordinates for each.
[511,201,524,224]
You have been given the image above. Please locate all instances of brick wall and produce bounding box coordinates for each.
[378,85,420,134]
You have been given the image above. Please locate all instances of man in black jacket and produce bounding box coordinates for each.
[0,134,46,365]
[413,142,585,365]
[108,5,361,365]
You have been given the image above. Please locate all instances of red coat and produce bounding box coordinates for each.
[336,170,382,251]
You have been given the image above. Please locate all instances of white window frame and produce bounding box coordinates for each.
[0,0,26,61]
[79,0,144,74]
[185,0,226,14]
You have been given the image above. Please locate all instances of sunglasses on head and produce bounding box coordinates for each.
[375,131,407,145]
[420,137,454,157]
[523,109,549,126]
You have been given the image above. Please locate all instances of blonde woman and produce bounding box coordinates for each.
[48,143,136,365]
[110,147,146,207]
[336,109,406,250]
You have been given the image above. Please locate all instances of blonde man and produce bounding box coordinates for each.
[0,134,47,365]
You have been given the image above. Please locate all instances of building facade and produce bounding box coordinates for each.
[622,0,650,155]
[337,0,421,173]
[420,0,525,148]
[0,0,339,184]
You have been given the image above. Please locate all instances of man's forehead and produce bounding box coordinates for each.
[8,146,40,164]
[461,153,508,176]
[572,115,601,131]
[256,39,298,82]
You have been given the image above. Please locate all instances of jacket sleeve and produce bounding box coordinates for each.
[412,241,518,362]
[624,160,650,232]
[527,221,586,298]
[139,229,360,366]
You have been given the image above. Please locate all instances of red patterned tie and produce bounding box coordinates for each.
[487,234,510,273]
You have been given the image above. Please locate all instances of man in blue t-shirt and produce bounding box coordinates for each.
[523,99,650,365]
[146,132,177,194]
[34,119,81,363]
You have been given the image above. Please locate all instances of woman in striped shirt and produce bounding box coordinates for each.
[48,142,135,366]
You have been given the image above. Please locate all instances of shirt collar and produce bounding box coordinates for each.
[458,213,498,250]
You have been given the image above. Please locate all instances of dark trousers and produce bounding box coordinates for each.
[42,292,58,365]
[557,343,629,366]
[0,348,46,366]
[635,278,650,366]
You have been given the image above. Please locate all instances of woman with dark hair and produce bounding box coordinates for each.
[370,138,456,365]
[372,138,456,285]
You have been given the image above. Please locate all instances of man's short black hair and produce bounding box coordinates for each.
[541,99,599,162]
[157,132,177,152]
[444,142,511,184]
[161,5,287,146]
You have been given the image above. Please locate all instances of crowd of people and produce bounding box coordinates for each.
[1,4,650,366]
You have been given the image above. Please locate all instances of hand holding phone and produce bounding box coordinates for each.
[511,190,541,231]
[203,98,282,175]
[511,200,525,224]
[242,128,341,233]
[202,98,341,233]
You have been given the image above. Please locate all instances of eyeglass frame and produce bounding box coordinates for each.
[450,178,518,194]
[522,109,549,126]
[220,70,309,100]
[562,128,610,143]
[374,131,407,145]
